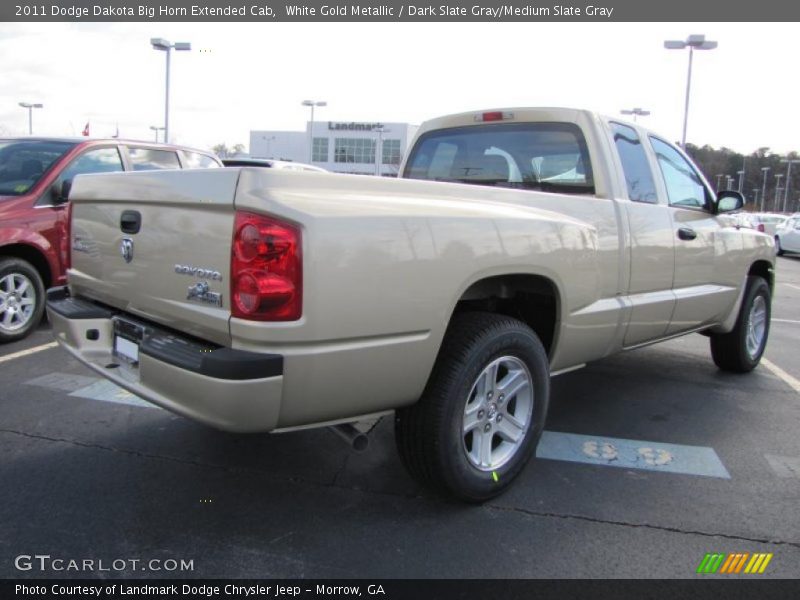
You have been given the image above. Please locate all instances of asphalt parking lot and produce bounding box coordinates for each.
[2,257,800,579]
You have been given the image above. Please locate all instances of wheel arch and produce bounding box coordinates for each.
[0,243,53,289]
[449,273,561,359]
[748,260,774,295]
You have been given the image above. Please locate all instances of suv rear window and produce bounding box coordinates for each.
[404,123,594,195]
[128,147,181,171]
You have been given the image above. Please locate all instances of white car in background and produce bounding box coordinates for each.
[750,213,788,236]
[775,216,800,255]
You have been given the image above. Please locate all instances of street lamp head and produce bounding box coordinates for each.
[150,37,171,51]
[174,42,191,51]
[302,100,326,107]
[18,102,42,109]
[664,40,686,49]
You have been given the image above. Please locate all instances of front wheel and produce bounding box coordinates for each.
[710,276,771,373]
[395,312,550,502]
[0,257,46,343]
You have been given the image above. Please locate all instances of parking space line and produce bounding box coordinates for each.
[785,283,800,292]
[536,431,730,478]
[69,379,156,409]
[0,341,58,364]
[761,358,800,395]
[772,318,800,324]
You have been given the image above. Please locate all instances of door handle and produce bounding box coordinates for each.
[120,210,141,234]
[677,227,697,241]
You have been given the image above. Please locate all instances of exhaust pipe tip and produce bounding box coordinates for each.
[330,423,369,452]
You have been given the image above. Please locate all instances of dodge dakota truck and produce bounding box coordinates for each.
[46,108,774,501]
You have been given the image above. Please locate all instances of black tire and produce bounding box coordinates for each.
[710,276,771,373]
[775,236,785,256]
[0,257,46,343]
[395,312,549,502]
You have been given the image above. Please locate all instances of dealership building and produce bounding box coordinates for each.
[249,120,419,176]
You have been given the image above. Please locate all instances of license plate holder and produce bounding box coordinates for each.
[112,317,145,366]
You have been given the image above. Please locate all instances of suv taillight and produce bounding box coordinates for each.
[757,223,765,233]
[231,212,302,321]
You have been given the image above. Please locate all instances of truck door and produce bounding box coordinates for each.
[609,122,676,347]
[647,136,742,334]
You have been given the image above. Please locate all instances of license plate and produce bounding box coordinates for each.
[114,335,139,364]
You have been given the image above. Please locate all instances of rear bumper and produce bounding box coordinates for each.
[46,286,284,433]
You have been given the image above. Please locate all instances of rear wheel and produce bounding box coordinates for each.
[710,276,770,373]
[395,312,549,502]
[0,258,45,343]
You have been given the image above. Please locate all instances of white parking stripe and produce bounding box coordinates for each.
[773,318,800,324]
[762,358,800,395]
[0,341,58,364]
[786,283,800,292]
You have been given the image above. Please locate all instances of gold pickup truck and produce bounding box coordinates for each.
[47,108,774,501]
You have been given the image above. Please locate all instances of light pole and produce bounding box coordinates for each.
[262,135,276,158]
[715,173,724,191]
[775,174,784,212]
[151,38,191,144]
[149,125,165,142]
[753,188,760,207]
[18,102,43,135]
[301,100,327,163]
[664,34,717,147]
[726,175,734,191]
[780,158,800,213]
[373,126,389,176]
[760,166,770,212]
[620,107,650,122]
[737,170,745,193]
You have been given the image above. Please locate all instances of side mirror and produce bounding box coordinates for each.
[51,179,72,205]
[715,190,744,214]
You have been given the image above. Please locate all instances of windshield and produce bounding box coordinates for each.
[0,140,76,196]
[404,122,595,195]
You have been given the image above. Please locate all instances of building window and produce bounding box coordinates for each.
[334,138,375,164]
[312,138,328,163]
[381,139,402,165]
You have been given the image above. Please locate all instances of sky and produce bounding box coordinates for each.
[1,21,798,155]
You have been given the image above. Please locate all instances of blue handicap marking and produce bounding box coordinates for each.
[536,431,730,479]
[69,379,156,409]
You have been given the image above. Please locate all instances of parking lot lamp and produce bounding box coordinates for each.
[780,158,800,213]
[774,174,784,211]
[620,107,650,122]
[18,102,43,135]
[301,100,327,163]
[760,167,770,212]
[664,34,717,147]
[151,38,191,144]
[737,170,745,194]
[149,125,165,142]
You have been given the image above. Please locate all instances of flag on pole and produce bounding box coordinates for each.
[81,122,90,136]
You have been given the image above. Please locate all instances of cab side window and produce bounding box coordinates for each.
[650,137,711,210]
[611,123,657,203]
[183,151,220,168]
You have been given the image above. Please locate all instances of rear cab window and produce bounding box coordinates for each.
[404,123,595,195]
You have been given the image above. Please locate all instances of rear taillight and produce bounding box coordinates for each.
[231,212,302,321]
[757,224,765,232]
[474,111,514,122]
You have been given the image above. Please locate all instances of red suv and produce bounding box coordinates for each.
[0,138,221,342]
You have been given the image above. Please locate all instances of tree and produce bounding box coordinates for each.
[211,143,246,158]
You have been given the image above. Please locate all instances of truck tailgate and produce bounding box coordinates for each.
[68,169,239,346]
